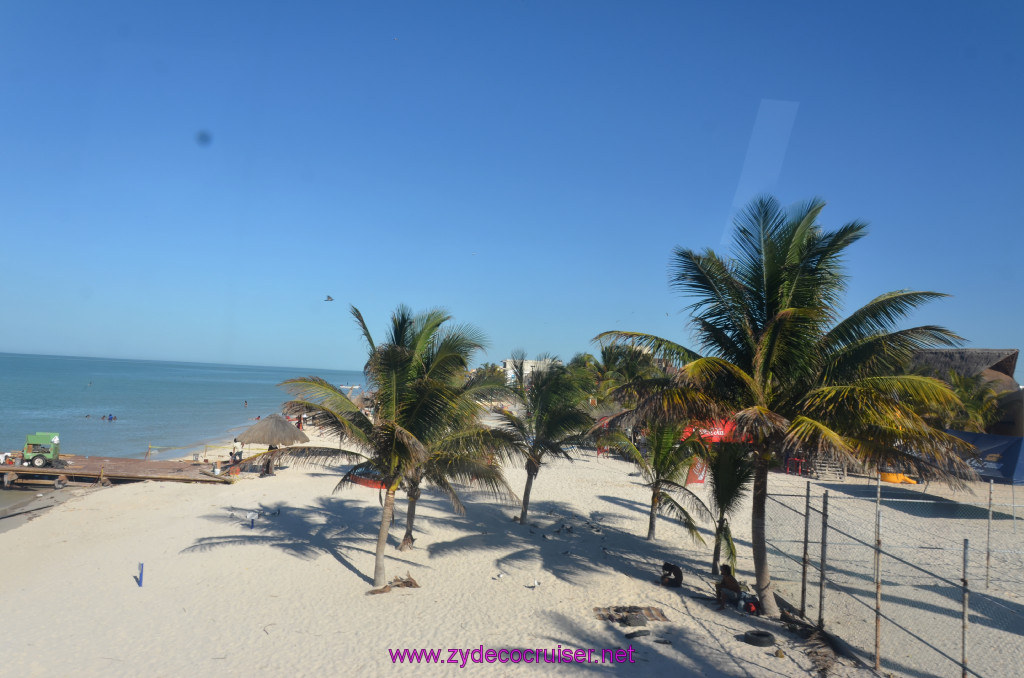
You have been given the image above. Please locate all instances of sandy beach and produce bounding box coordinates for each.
[0,425,877,678]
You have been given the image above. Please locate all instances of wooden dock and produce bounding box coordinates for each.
[2,454,236,489]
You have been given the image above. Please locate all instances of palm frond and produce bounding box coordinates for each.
[658,492,710,546]
[731,406,789,445]
[720,519,738,571]
[823,291,960,352]
[593,331,702,367]
[704,442,755,517]
[350,305,376,352]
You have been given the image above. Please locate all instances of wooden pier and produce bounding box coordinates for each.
[2,454,235,489]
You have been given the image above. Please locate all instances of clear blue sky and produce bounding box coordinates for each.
[2,1,1021,377]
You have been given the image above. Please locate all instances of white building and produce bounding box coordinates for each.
[501,358,562,386]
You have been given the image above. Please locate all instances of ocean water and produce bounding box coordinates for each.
[0,352,363,460]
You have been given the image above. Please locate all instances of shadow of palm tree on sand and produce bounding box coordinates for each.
[181,496,420,586]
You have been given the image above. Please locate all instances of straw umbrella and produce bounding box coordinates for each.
[237,414,309,476]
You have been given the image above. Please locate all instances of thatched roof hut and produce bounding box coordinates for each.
[910,348,1018,381]
[237,414,310,447]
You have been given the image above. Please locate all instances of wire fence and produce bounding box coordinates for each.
[766,478,1024,678]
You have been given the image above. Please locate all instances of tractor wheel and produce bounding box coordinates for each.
[31,455,47,468]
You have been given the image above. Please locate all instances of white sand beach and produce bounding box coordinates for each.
[0,426,877,678]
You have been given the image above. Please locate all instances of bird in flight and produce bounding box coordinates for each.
[324,295,334,302]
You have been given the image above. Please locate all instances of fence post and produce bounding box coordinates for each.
[962,538,969,678]
[874,509,882,671]
[1013,483,1017,534]
[987,480,993,590]
[800,480,811,618]
[818,490,829,629]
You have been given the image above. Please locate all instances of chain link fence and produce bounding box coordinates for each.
[766,476,1024,678]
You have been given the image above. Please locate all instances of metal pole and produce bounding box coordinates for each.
[962,538,969,678]
[800,481,811,618]
[874,509,882,671]
[818,490,829,629]
[987,480,993,590]
[1013,483,1017,534]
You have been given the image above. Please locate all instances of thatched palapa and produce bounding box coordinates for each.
[237,414,310,446]
[237,414,309,475]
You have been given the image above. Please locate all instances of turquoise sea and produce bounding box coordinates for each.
[0,352,363,461]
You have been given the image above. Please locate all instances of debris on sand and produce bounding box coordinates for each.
[367,572,420,595]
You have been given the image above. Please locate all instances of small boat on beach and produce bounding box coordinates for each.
[349,466,385,489]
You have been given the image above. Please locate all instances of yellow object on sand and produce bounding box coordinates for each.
[880,472,917,484]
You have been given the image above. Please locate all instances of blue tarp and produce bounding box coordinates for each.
[949,430,1024,485]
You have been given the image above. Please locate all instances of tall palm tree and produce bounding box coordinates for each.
[280,305,493,586]
[499,351,593,524]
[704,442,755,575]
[602,420,712,541]
[598,196,972,617]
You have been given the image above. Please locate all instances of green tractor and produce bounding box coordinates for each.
[23,433,60,468]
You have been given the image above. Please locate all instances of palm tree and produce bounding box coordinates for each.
[280,305,493,586]
[598,196,972,617]
[936,370,1005,433]
[571,344,658,410]
[397,422,519,551]
[602,420,712,541]
[704,442,755,575]
[499,351,593,524]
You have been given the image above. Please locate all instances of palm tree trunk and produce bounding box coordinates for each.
[520,459,540,524]
[751,454,779,617]
[711,515,726,575]
[647,489,659,540]
[399,484,421,551]
[373,487,397,587]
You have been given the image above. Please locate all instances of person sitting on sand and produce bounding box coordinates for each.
[661,562,683,588]
[715,565,743,609]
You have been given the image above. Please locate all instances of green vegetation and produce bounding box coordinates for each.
[498,351,593,524]
[280,305,508,586]
[570,344,659,412]
[704,442,755,575]
[599,195,971,616]
[934,370,1005,433]
[602,420,710,541]
[273,196,974,613]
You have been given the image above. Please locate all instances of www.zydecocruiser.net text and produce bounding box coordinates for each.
[389,645,638,667]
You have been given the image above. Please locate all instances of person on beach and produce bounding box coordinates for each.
[661,562,683,588]
[715,565,743,609]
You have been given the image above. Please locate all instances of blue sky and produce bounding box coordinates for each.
[1,1,1021,377]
